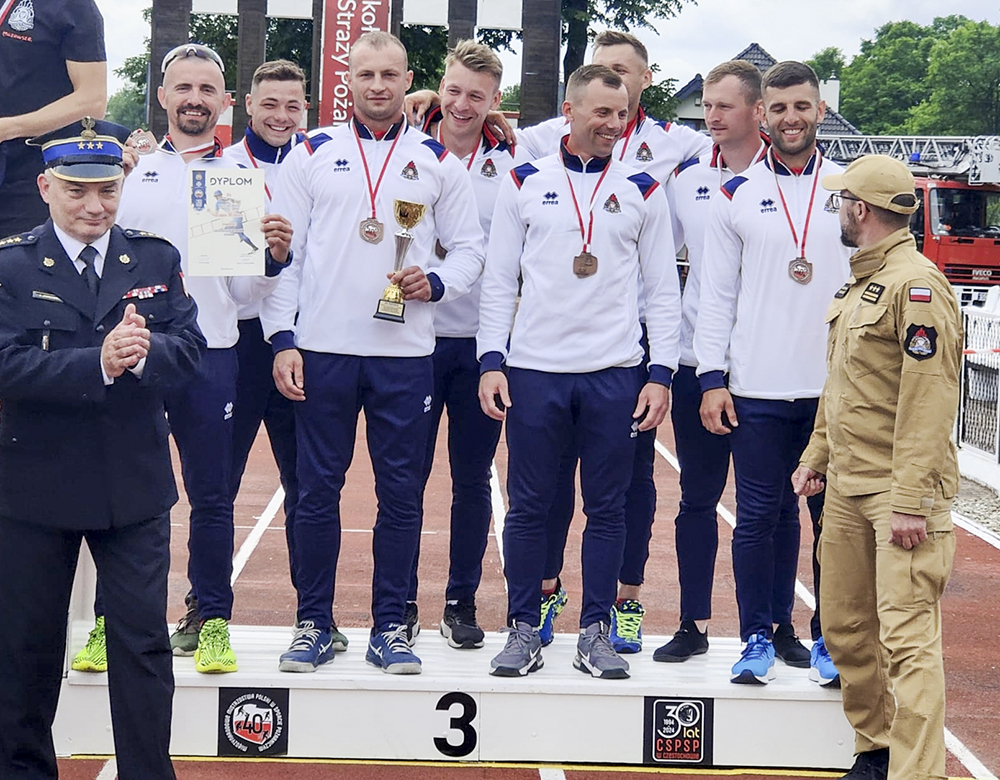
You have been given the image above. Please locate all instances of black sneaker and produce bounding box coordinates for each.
[440,602,485,649]
[841,748,889,779]
[773,623,810,668]
[404,601,420,646]
[653,620,709,662]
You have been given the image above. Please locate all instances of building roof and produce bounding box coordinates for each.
[674,42,860,136]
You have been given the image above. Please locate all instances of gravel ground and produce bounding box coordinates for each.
[954,476,1000,537]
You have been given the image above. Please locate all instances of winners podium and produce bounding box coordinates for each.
[55,551,854,770]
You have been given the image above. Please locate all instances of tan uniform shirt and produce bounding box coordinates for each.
[800,228,962,515]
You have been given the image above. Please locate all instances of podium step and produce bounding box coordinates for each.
[55,623,854,769]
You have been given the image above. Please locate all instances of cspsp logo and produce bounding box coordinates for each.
[604,193,621,213]
[423,395,433,413]
[8,0,34,32]
[542,191,559,205]
[695,186,711,201]
[635,142,653,162]
[401,161,419,180]
[480,158,498,178]
[643,697,713,765]
[218,689,289,756]
[759,198,777,214]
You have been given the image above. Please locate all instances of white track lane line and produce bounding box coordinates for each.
[655,436,996,780]
[95,757,117,780]
[538,768,567,780]
[231,486,284,586]
[490,463,509,593]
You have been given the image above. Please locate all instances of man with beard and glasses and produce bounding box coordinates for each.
[261,32,484,675]
[694,61,849,685]
[793,156,960,780]
[71,44,295,677]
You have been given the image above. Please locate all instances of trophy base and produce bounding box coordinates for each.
[374,299,406,323]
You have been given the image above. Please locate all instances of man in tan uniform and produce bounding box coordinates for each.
[792,155,960,780]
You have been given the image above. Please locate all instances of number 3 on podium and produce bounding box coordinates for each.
[434,691,478,757]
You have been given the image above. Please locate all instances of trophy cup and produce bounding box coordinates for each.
[373,199,427,323]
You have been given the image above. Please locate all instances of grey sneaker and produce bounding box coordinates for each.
[574,621,630,679]
[169,594,200,657]
[490,621,543,677]
[404,601,420,646]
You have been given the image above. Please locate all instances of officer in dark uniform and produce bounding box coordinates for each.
[0,0,107,237]
[0,118,206,780]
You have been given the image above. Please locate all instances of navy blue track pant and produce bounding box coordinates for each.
[0,514,175,780]
[669,364,730,622]
[729,395,818,641]
[505,366,641,628]
[167,347,238,622]
[230,317,299,587]
[542,327,656,587]
[409,337,502,604]
[292,351,432,632]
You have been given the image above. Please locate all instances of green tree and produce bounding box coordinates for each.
[839,16,968,134]
[500,83,521,113]
[807,47,845,81]
[105,85,147,129]
[641,65,677,120]
[908,20,1000,135]
[399,25,450,91]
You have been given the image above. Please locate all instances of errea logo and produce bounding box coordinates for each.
[333,158,350,172]
[543,191,559,205]
[760,198,777,213]
[142,171,160,183]
[695,186,711,201]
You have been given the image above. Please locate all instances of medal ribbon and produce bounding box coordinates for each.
[163,135,222,158]
[617,110,641,162]
[435,122,478,171]
[563,159,612,255]
[769,147,821,260]
[353,121,405,223]
[0,0,18,27]
[242,137,272,201]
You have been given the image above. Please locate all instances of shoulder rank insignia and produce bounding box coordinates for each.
[860,282,885,304]
[123,229,168,241]
[834,283,850,299]
[909,287,932,303]
[0,234,34,248]
[904,324,937,360]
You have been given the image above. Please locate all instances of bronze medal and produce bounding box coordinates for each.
[788,257,813,285]
[359,218,384,244]
[129,129,158,156]
[573,251,598,278]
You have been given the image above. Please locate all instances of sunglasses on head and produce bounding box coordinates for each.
[161,43,225,75]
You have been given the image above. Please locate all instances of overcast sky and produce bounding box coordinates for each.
[95,0,998,94]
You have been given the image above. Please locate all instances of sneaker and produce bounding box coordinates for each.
[773,623,810,668]
[194,618,238,674]
[653,620,709,663]
[841,747,889,779]
[809,636,841,687]
[537,581,568,647]
[366,624,422,674]
[609,599,645,653]
[730,632,776,684]
[574,621,630,679]
[331,621,349,652]
[71,616,107,673]
[404,601,420,646]
[279,620,335,673]
[490,621,543,677]
[441,602,485,649]
[169,594,200,657]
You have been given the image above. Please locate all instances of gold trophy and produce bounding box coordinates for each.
[374,199,427,323]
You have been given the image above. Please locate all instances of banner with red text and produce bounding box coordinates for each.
[320,0,390,126]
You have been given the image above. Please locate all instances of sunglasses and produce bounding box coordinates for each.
[161,43,225,75]
[824,192,862,213]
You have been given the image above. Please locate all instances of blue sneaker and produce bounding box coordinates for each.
[278,620,335,673]
[809,636,840,687]
[366,624,422,674]
[538,582,568,647]
[731,632,776,684]
[609,599,645,653]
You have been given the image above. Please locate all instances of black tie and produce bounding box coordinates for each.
[78,245,99,297]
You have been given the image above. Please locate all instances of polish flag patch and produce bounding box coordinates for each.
[909,287,932,302]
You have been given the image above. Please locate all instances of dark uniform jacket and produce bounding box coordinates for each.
[0,220,206,529]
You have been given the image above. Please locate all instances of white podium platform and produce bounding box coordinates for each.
[54,622,855,769]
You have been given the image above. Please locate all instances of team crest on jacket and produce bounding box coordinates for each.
[604,194,621,213]
[904,324,937,361]
[480,158,498,178]
[635,142,653,163]
[401,161,419,180]
[8,0,34,32]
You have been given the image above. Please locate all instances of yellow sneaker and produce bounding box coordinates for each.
[71,616,107,673]
[193,618,238,674]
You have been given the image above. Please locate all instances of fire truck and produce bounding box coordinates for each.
[820,135,1000,306]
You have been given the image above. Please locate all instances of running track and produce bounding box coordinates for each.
[57,415,1000,780]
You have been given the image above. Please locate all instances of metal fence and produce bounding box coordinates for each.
[960,308,1000,456]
